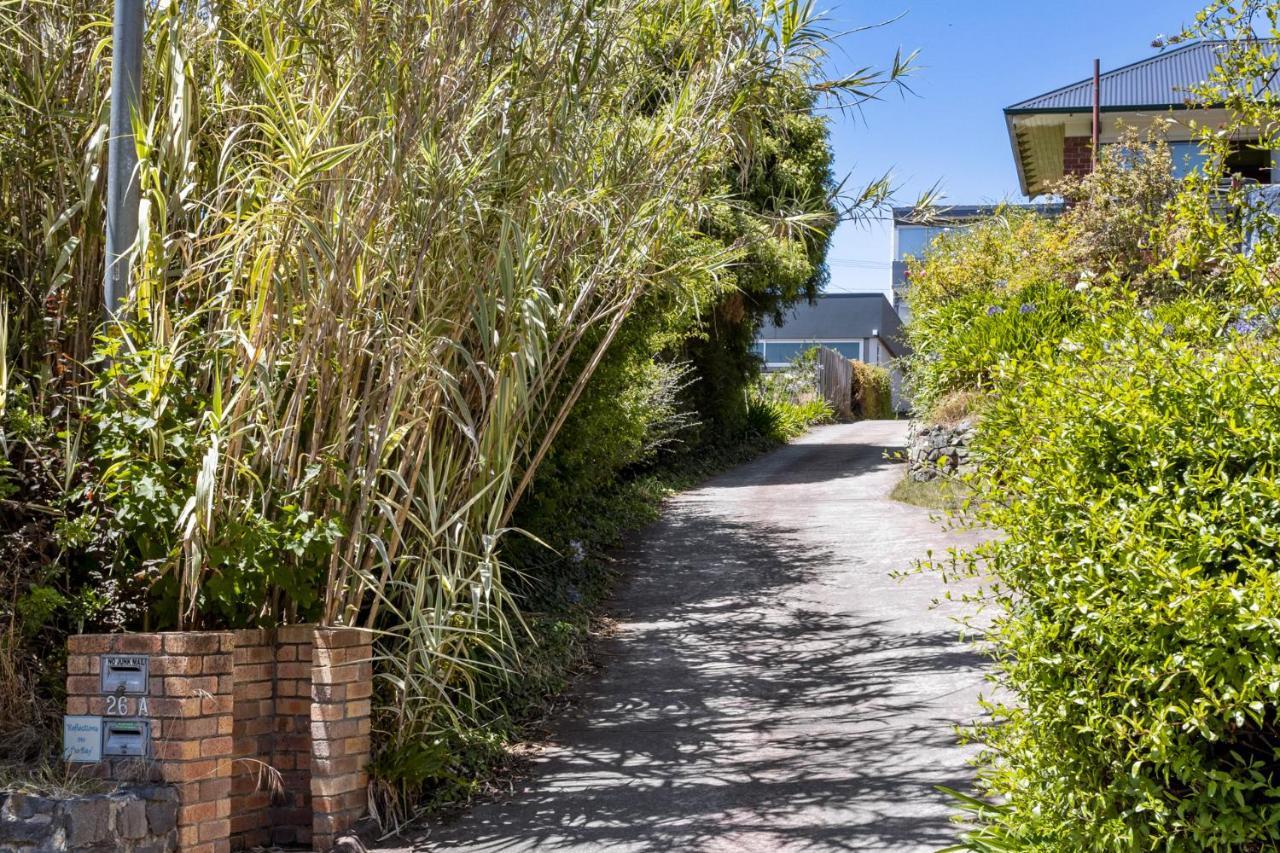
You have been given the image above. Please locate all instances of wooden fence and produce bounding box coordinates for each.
[815,346,853,421]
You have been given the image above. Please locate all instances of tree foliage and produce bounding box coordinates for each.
[0,0,902,811]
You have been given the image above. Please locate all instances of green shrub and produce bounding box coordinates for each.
[849,360,893,419]
[922,11,1280,847]
[741,345,832,440]
[1055,125,1182,291]
[946,293,1280,849]
[745,396,831,443]
[904,131,1191,418]
[905,278,1082,417]
[905,207,1070,311]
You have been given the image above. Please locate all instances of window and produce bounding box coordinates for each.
[1227,141,1272,184]
[1170,141,1210,180]
[896,225,957,261]
[756,340,863,368]
[1167,139,1273,183]
[762,342,816,365]
[825,341,862,361]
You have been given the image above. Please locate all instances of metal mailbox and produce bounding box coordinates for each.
[101,719,150,758]
[100,654,149,694]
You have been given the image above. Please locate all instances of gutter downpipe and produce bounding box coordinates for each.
[1092,58,1101,171]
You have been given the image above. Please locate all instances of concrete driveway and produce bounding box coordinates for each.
[382,421,988,853]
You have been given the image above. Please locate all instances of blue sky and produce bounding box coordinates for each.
[820,0,1201,294]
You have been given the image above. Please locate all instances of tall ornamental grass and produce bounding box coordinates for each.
[2,0,850,809]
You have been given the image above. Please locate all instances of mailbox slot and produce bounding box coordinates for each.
[100,655,149,694]
[101,719,150,758]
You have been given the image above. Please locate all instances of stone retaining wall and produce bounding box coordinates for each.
[907,419,977,481]
[0,785,178,852]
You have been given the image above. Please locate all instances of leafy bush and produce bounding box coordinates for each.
[850,360,893,419]
[947,293,1280,849]
[80,330,341,629]
[904,278,1082,418]
[909,9,1280,850]
[745,396,832,443]
[743,345,834,441]
[1056,125,1185,293]
[904,131,1188,419]
[905,207,1070,311]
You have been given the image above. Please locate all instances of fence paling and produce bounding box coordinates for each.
[816,346,853,421]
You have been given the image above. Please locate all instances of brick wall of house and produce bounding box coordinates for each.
[1064,136,1094,178]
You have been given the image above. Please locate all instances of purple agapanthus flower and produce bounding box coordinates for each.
[1229,316,1266,336]
[1019,303,1036,314]
[986,305,1004,316]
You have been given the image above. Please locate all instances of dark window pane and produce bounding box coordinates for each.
[1227,140,1271,184]
[828,341,862,361]
[764,342,817,364]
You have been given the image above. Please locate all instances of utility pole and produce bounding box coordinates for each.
[104,0,144,321]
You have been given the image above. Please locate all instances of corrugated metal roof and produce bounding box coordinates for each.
[759,294,906,357]
[1006,40,1280,114]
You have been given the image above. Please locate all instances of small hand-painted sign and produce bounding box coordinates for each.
[63,715,104,763]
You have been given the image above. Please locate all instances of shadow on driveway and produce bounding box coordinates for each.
[389,426,987,853]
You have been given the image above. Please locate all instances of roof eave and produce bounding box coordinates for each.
[1003,102,1209,116]
[1006,113,1032,198]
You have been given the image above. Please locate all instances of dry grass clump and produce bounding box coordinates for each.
[928,389,983,426]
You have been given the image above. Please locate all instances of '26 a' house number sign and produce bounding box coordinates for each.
[64,653,155,762]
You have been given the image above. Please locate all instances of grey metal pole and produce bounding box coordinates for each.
[104,0,144,322]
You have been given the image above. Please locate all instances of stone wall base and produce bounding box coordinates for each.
[0,785,178,852]
[907,419,978,481]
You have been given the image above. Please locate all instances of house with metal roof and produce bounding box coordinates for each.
[1006,40,1280,196]
[755,292,908,409]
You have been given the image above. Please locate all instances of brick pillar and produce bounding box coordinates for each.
[310,628,374,851]
[70,628,373,853]
[271,625,316,848]
[66,632,235,853]
[1064,135,1094,178]
[230,629,275,850]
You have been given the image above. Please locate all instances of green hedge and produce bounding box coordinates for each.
[950,297,1280,849]
[904,278,1082,419]
[850,360,893,419]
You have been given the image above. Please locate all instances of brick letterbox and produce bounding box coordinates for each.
[67,627,373,853]
[66,632,236,853]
